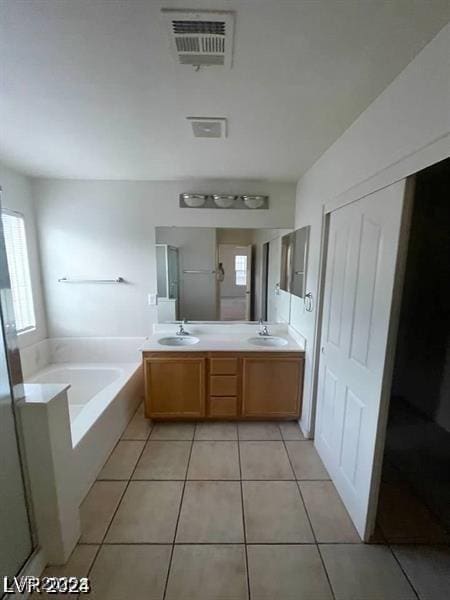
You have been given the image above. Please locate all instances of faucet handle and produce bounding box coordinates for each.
[176,318,190,336]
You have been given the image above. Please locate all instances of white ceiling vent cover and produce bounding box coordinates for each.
[187,117,227,138]
[161,9,235,68]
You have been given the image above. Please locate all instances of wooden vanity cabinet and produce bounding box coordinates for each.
[241,356,302,418]
[144,353,206,419]
[143,351,304,420]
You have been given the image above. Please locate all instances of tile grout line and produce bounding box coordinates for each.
[162,424,196,600]
[97,541,326,546]
[316,545,337,600]
[386,544,421,600]
[85,408,154,582]
[96,477,331,482]
[278,424,337,600]
[237,434,251,600]
[91,539,444,546]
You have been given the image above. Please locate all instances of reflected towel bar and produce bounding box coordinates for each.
[58,277,125,283]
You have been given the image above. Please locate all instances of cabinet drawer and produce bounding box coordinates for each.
[209,358,238,375]
[209,396,238,417]
[209,375,238,396]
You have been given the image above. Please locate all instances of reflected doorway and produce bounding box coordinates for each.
[218,244,252,320]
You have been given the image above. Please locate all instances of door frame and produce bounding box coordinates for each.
[0,188,39,578]
[260,241,270,321]
[244,243,253,321]
[307,133,450,437]
[301,133,449,440]
[310,178,415,540]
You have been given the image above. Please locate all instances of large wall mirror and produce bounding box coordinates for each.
[155,226,291,323]
[280,226,310,298]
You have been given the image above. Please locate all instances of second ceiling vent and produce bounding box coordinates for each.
[161,9,235,68]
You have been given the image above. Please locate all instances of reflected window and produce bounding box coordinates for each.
[1,210,36,333]
[235,255,247,286]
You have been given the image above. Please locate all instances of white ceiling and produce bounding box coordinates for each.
[1,0,449,182]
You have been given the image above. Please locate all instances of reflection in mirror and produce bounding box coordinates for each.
[155,227,291,323]
[280,231,295,293]
[279,226,310,298]
[156,244,180,321]
[291,226,310,298]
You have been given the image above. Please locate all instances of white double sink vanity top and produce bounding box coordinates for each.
[141,323,305,353]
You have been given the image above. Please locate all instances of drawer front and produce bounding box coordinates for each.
[209,375,238,396]
[209,396,238,417]
[209,358,238,375]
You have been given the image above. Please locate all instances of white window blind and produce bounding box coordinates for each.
[1,210,36,333]
[235,254,247,286]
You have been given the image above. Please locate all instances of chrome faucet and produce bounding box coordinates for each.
[258,318,270,337]
[176,319,190,336]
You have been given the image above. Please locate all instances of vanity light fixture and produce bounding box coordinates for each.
[212,194,236,208]
[179,194,269,209]
[242,195,266,209]
[181,193,207,207]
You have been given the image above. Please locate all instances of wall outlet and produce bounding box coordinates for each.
[148,293,158,306]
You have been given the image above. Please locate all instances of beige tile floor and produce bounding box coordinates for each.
[41,404,450,599]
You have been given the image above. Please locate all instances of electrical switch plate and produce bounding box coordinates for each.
[148,293,158,306]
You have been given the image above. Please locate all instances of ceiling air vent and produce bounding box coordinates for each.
[187,117,227,138]
[161,9,235,68]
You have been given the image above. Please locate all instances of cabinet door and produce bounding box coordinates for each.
[145,357,206,418]
[242,357,303,418]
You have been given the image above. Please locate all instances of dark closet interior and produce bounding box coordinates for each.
[377,158,450,542]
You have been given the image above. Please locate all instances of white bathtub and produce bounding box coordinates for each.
[26,358,143,505]
[31,363,130,426]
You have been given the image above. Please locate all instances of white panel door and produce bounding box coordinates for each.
[315,180,406,539]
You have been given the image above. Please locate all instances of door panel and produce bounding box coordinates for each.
[348,217,381,367]
[340,387,364,486]
[145,357,206,418]
[242,357,302,417]
[320,366,338,451]
[315,180,406,539]
[326,224,350,348]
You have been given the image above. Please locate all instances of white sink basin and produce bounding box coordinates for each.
[247,336,288,347]
[158,336,200,347]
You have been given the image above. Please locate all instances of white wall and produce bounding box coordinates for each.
[292,24,450,436]
[216,229,254,245]
[34,179,295,337]
[0,163,47,347]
